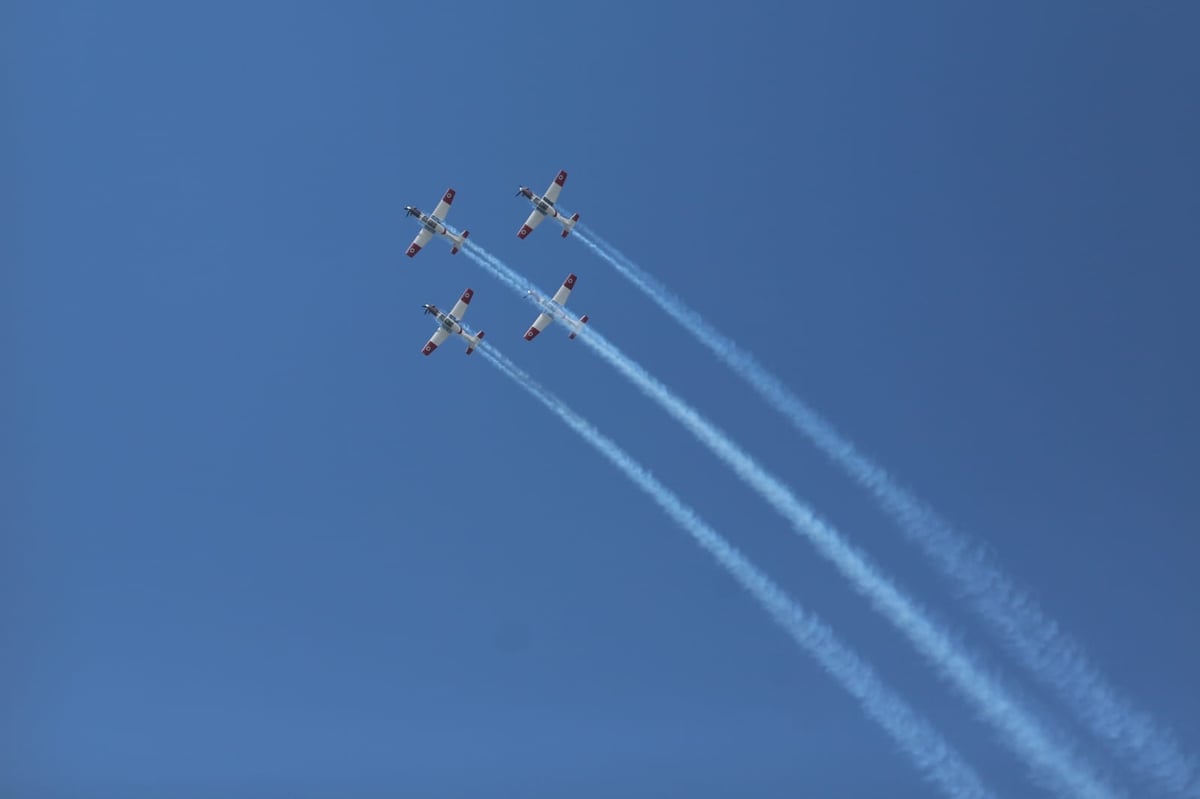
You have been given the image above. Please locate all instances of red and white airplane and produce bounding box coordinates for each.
[524,273,589,341]
[422,288,485,356]
[405,188,469,257]
[516,170,580,239]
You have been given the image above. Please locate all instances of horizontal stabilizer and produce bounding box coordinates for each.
[560,212,580,238]
[466,329,485,355]
[568,314,589,341]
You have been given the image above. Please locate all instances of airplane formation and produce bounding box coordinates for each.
[402,169,1191,799]
[409,170,588,356]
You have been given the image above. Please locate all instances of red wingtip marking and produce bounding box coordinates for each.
[518,225,532,239]
[443,188,455,203]
[461,289,473,303]
[406,244,421,257]
[422,343,436,355]
[564,273,577,289]
[524,327,539,341]
[477,330,486,340]
[580,315,589,324]
[561,228,569,238]
[555,170,567,185]
[462,230,469,239]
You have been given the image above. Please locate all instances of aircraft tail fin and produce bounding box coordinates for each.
[568,315,589,340]
[561,213,580,238]
[465,329,484,355]
[451,229,470,255]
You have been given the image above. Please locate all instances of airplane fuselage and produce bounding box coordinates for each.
[424,304,465,336]
[522,191,562,219]
[423,215,449,236]
[406,206,451,236]
[527,291,586,336]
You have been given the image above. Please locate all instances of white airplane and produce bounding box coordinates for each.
[524,273,589,341]
[516,170,580,239]
[405,188,469,257]
[422,288,485,356]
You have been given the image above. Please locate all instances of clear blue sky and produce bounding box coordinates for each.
[4,2,1199,796]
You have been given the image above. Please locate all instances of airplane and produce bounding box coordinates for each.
[405,188,469,257]
[422,288,485,356]
[524,273,589,341]
[515,170,580,239]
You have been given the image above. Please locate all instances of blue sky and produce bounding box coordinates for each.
[4,2,1199,796]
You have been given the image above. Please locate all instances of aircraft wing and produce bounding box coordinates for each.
[422,327,450,356]
[544,170,567,205]
[406,227,434,257]
[518,208,546,239]
[551,273,577,306]
[524,312,555,341]
[447,288,473,321]
[430,188,456,222]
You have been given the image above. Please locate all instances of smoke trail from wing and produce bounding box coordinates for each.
[478,345,996,799]
[573,226,1198,797]
[578,329,1121,799]
[460,241,1123,799]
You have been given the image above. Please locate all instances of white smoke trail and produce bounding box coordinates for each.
[574,225,1198,797]
[459,241,1123,798]
[579,329,1121,799]
[478,344,996,799]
